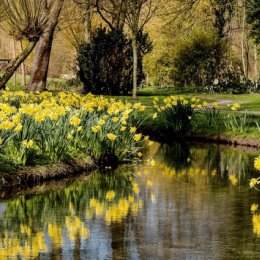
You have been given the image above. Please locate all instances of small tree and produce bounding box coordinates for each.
[77,27,133,95]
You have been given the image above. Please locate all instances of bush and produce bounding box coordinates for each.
[76,27,152,95]
[171,31,226,87]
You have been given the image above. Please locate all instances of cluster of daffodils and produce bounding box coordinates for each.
[0,90,151,166]
[152,96,214,133]
[230,103,240,111]
[250,157,260,236]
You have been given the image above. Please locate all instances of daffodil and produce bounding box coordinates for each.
[69,116,81,126]
[107,133,117,141]
[134,134,142,142]
[254,157,260,171]
[67,134,73,140]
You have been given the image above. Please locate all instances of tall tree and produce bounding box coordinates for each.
[246,0,260,44]
[0,0,55,89]
[124,0,160,99]
[28,0,65,91]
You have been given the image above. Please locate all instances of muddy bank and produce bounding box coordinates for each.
[0,158,96,193]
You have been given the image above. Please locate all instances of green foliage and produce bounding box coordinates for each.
[171,31,225,87]
[224,113,250,134]
[76,27,152,95]
[155,97,195,134]
[246,0,260,44]
[195,107,224,132]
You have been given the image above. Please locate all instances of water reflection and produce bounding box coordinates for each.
[0,142,260,259]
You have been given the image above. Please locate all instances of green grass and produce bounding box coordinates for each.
[108,86,260,113]
[6,78,260,114]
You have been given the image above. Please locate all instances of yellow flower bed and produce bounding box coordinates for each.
[0,90,150,166]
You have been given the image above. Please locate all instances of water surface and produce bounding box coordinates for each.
[0,142,260,260]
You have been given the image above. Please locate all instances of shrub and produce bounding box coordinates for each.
[171,31,225,87]
[76,27,152,95]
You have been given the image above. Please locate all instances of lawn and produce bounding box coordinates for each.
[110,86,260,113]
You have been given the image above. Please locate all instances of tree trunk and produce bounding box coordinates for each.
[255,44,258,84]
[28,0,64,91]
[241,1,247,79]
[19,41,26,87]
[12,38,17,88]
[0,41,37,89]
[132,35,138,99]
[84,8,92,43]
[27,30,55,91]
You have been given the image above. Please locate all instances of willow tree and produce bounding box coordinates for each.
[0,0,62,89]
[28,0,64,91]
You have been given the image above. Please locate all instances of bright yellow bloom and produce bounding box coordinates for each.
[0,138,3,145]
[69,116,81,126]
[106,190,115,201]
[251,204,259,213]
[130,127,137,133]
[107,133,117,141]
[254,157,260,171]
[67,134,73,140]
[213,102,219,108]
[137,152,142,157]
[22,139,34,148]
[34,113,45,122]
[134,134,142,142]
[120,126,126,132]
[112,117,119,123]
[250,178,258,188]
[98,119,105,126]
[14,123,23,132]
[92,125,101,133]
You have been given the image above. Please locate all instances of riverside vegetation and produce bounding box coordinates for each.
[1,90,260,192]
[0,90,154,170]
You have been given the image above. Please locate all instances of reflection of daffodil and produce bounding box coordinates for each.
[229,175,238,186]
[251,204,259,213]
[106,190,116,201]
